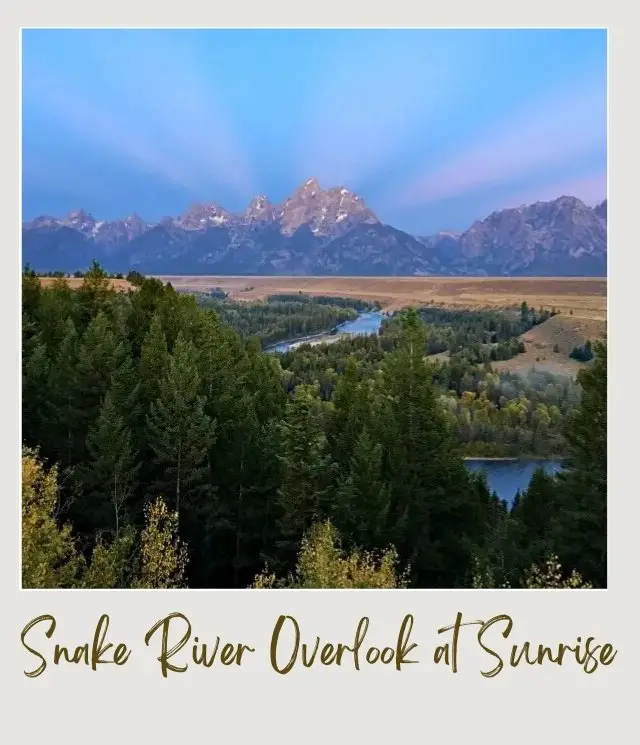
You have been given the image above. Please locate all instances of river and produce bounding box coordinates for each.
[268,310,385,353]
[268,313,562,505]
[464,459,563,505]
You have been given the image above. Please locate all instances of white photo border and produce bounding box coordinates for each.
[3,4,636,743]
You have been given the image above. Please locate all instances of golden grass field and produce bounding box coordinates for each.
[493,313,607,376]
[38,277,133,292]
[159,275,606,319]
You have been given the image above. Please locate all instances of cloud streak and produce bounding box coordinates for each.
[22,31,256,201]
[292,32,475,189]
[503,172,607,209]
[393,76,606,208]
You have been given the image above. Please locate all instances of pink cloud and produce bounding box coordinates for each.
[395,79,606,207]
[502,172,607,209]
[22,36,256,200]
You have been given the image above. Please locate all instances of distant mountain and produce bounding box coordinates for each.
[416,197,608,276]
[594,199,607,221]
[22,182,607,276]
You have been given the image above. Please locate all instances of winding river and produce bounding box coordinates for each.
[267,310,385,353]
[268,311,563,503]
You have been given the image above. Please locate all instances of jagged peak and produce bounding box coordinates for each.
[181,201,229,215]
[246,194,272,209]
[295,177,321,195]
[549,195,588,208]
[65,208,96,222]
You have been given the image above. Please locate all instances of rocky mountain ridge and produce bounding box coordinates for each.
[22,180,607,276]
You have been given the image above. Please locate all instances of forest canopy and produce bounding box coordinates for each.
[21,264,606,589]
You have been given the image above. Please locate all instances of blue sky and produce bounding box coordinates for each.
[21,29,607,234]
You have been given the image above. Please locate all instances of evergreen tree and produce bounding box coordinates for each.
[512,467,557,573]
[73,311,126,457]
[44,318,80,469]
[22,337,50,449]
[327,356,370,476]
[35,277,80,356]
[77,259,110,325]
[22,269,41,323]
[224,339,286,587]
[467,474,519,588]
[276,385,333,569]
[78,391,140,538]
[381,309,485,587]
[552,340,607,586]
[147,333,215,514]
[139,312,169,410]
[125,276,169,356]
[333,426,390,550]
[110,352,142,425]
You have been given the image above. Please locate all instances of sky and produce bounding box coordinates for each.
[21,29,607,235]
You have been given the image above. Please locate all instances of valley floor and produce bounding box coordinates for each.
[157,275,607,376]
[156,275,607,319]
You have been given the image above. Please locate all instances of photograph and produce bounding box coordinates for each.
[20,27,607,591]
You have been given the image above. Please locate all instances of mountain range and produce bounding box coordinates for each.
[22,179,607,276]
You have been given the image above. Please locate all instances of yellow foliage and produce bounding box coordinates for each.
[252,520,408,589]
[134,497,188,589]
[22,448,83,588]
[82,529,136,588]
[22,449,182,589]
[522,555,593,589]
[471,552,592,590]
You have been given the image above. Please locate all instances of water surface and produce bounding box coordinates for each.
[465,459,563,506]
[269,311,384,353]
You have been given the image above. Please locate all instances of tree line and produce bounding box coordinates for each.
[195,294,360,346]
[275,329,581,457]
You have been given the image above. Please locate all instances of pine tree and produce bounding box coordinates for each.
[327,356,369,474]
[333,426,390,549]
[125,276,169,357]
[276,385,333,569]
[139,312,169,410]
[22,269,41,323]
[44,318,80,469]
[512,467,557,573]
[77,259,110,325]
[223,340,287,587]
[552,340,607,586]
[73,310,126,454]
[467,473,518,588]
[110,352,142,425]
[381,309,485,587]
[78,391,140,538]
[36,277,80,358]
[147,333,215,514]
[177,310,246,588]
[22,337,50,449]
